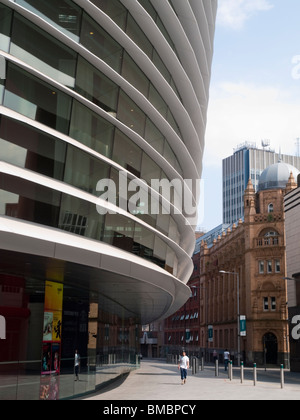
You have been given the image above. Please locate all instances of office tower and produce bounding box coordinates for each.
[223,142,300,224]
[0,0,217,398]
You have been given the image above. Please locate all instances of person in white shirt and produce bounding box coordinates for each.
[74,349,80,381]
[224,349,230,372]
[178,351,190,385]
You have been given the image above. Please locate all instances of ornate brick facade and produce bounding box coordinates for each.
[165,170,297,367]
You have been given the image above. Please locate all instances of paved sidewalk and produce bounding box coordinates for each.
[83,359,300,401]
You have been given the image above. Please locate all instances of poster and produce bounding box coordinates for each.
[41,282,63,377]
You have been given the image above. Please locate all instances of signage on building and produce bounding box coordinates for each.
[0,315,6,339]
[240,316,247,337]
[208,325,213,342]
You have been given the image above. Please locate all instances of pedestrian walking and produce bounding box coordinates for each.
[224,349,230,372]
[74,349,80,381]
[178,351,190,385]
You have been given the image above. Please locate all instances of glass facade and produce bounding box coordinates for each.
[0,270,141,400]
[0,0,217,400]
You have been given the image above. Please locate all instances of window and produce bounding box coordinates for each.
[268,203,274,213]
[271,297,276,311]
[275,260,281,273]
[11,13,77,88]
[263,297,269,311]
[15,0,82,41]
[4,63,72,134]
[259,260,265,274]
[267,261,272,273]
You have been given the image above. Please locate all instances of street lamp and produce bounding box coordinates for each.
[190,285,208,361]
[219,270,241,367]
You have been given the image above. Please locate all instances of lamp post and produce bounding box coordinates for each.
[219,270,241,367]
[190,285,207,360]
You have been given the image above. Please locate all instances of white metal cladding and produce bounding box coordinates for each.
[0,0,217,320]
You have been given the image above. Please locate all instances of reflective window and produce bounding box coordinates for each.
[4,63,72,134]
[64,144,110,195]
[10,13,77,88]
[69,100,114,158]
[121,52,150,98]
[117,91,146,138]
[126,14,153,60]
[75,56,119,115]
[144,118,164,154]
[15,0,82,41]
[0,3,12,52]
[0,173,61,227]
[112,129,142,176]
[0,115,66,180]
[59,194,104,240]
[0,172,176,273]
[90,0,127,30]
[80,12,123,73]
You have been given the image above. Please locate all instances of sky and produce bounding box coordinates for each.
[199,0,300,231]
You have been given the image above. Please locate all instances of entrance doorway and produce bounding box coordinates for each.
[263,333,278,365]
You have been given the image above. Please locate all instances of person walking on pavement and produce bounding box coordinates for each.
[74,349,80,381]
[224,349,230,372]
[178,351,190,385]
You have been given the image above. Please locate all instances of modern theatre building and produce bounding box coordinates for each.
[0,0,217,399]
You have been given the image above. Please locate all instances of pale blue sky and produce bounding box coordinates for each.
[200,0,300,231]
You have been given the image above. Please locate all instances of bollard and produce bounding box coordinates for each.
[280,364,284,389]
[240,361,244,384]
[192,357,196,375]
[215,360,219,377]
[253,363,257,386]
[229,361,233,381]
[201,357,204,371]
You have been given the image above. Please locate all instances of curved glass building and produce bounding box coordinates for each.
[0,0,217,399]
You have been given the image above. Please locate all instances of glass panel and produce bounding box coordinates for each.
[0,80,4,104]
[153,236,167,268]
[64,144,110,195]
[90,0,127,30]
[10,14,77,88]
[15,0,82,41]
[75,56,119,115]
[103,214,135,251]
[4,63,72,134]
[121,52,149,97]
[0,115,66,180]
[117,91,146,138]
[144,118,164,154]
[112,129,142,176]
[126,15,153,60]
[80,12,123,72]
[0,173,61,227]
[148,84,167,118]
[59,194,104,240]
[0,3,12,52]
[134,225,154,250]
[69,100,114,158]
[140,152,161,184]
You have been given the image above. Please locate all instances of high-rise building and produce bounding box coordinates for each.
[223,142,300,224]
[0,0,217,399]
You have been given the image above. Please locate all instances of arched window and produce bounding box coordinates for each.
[264,230,279,245]
[268,203,274,213]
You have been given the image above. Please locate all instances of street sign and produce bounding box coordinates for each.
[208,325,213,342]
[240,315,246,337]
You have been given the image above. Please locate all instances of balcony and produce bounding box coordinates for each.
[254,236,284,248]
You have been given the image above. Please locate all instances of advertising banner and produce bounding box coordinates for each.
[40,281,63,400]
